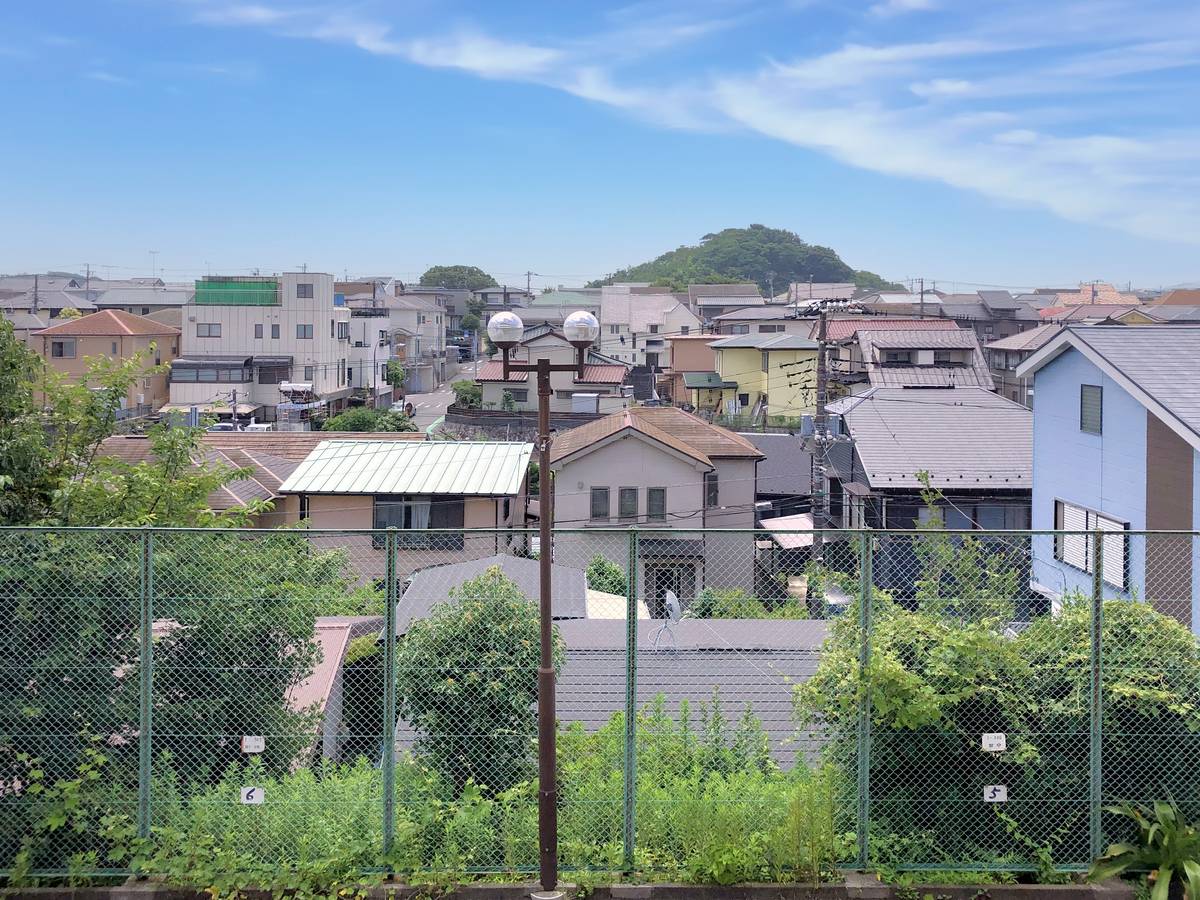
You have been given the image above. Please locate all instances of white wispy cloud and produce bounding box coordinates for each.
[86,70,132,85]
[183,0,1200,245]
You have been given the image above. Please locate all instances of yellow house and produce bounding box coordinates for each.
[710,333,818,422]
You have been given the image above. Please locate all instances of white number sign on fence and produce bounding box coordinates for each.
[983,785,1008,803]
[240,786,265,805]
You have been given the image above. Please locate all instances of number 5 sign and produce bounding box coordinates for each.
[983,785,1008,803]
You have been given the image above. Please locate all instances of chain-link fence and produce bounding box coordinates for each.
[0,526,1197,879]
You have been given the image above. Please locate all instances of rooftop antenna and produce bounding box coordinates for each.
[651,590,682,652]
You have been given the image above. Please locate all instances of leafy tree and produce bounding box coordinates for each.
[0,320,53,523]
[395,566,563,793]
[585,555,627,595]
[323,407,416,433]
[384,359,406,393]
[588,225,899,293]
[450,379,481,409]
[56,307,83,320]
[419,265,497,293]
[500,389,517,412]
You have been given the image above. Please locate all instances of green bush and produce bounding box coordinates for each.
[690,587,808,619]
[585,555,627,595]
[451,380,482,409]
[395,566,564,794]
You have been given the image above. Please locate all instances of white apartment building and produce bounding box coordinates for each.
[341,286,448,393]
[598,284,701,369]
[169,273,351,423]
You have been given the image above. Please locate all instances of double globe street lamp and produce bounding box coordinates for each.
[486,308,600,900]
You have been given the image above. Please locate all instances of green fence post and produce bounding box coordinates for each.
[856,532,874,870]
[1089,529,1104,863]
[382,530,398,865]
[138,529,154,842]
[623,528,639,873]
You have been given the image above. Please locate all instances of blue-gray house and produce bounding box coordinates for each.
[1017,325,1200,631]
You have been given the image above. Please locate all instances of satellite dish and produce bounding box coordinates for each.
[664,590,682,622]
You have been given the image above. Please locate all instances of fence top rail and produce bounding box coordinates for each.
[0,525,1197,537]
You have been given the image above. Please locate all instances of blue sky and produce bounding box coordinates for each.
[2,0,1199,290]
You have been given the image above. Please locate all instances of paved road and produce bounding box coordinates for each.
[404,382,456,429]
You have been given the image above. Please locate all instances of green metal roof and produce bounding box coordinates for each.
[683,372,737,389]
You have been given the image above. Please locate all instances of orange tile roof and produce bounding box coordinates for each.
[33,309,181,337]
[550,405,763,466]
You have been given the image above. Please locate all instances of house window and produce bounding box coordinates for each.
[140,306,150,316]
[304,365,315,380]
[196,323,221,338]
[254,323,263,339]
[609,325,620,334]
[508,389,529,403]
[619,487,637,520]
[330,319,335,338]
[704,471,719,508]
[761,351,770,372]
[646,352,659,368]
[337,321,349,340]
[50,339,76,358]
[648,487,666,521]
[590,487,610,521]
[731,324,750,335]
[1080,384,1102,435]
[299,495,309,520]
[883,350,911,364]
[373,495,465,549]
[381,363,389,382]
[758,324,783,333]
[111,341,118,354]
[737,393,749,407]
[297,324,314,339]
[271,323,280,339]
[649,324,659,334]
[257,364,289,384]
[1054,499,1127,589]
[297,283,314,299]
[680,326,689,336]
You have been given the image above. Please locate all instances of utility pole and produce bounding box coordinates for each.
[525,270,539,296]
[230,388,238,428]
[767,271,775,299]
[919,277,924,318]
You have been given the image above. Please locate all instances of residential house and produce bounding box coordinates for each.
[598,285,700,369]
[710,333,819,422]
[660,334,722,406]
[400,284,472,337]
[1050,282,1139,307]
[738,431,812,518]
[170,273,352,425]
[474,327,628,415]
[2,286,97,320]
[522,288,602,327]
[1151,289,1200,307]
[986,323,1062,406]
[341,283,447,392]
[1109,305,1200,325]
[391,554,589,635]
[32,310,180,417]
[548,406,764,615]
[1039,304,1141,325]
[99,432,302,527]
[819,317,961,390]
[278,439,533,578]
[779,282,857,307]
[710,306,813,336]
[472,285,533,312]
[345,306,396,408]
[849,328,994,390]
[1016,326,1200,632]
[938,291,1044,343]
[5,312,48,347]
[687,283,764,320]
[823,386,1031,596]
[91,283,195,326]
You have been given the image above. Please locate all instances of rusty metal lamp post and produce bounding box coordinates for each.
[486,309,601,900]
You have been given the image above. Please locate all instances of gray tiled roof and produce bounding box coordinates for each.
[826,387,1031,489]
[712,306,798,321]
[857,329,994,389]
[738,432,813,494]
[1056,325,1200,441]
[985,323,1061,352]
[394,554,588,634]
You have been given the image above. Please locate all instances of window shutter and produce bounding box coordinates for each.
[1080,384,1103,434]
[1060,501,1089,570]
[1096,514,1126,589]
